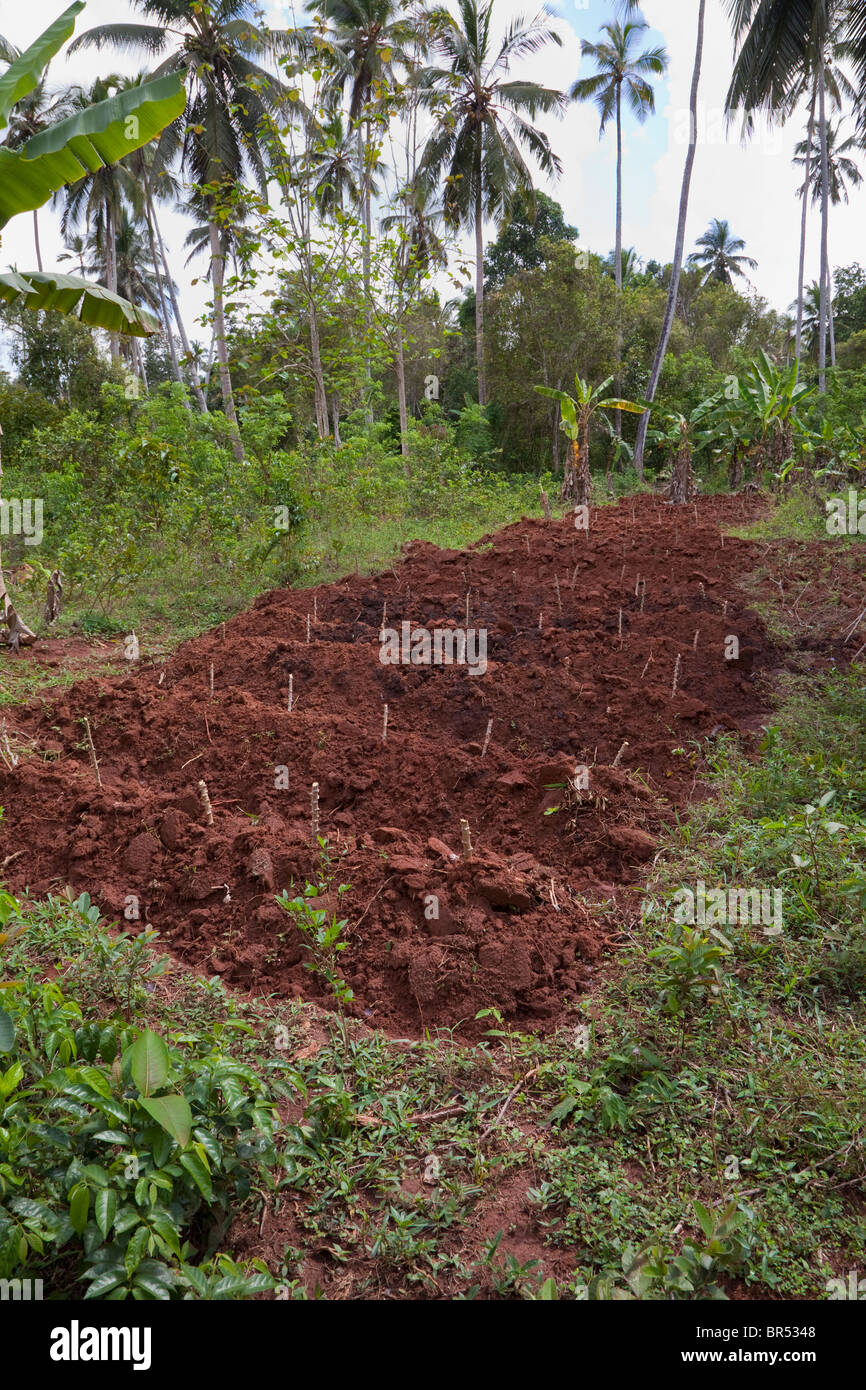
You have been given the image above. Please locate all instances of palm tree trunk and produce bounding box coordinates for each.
[395,322,410,466]
[634,0,706,477]
[32,210,43,273]
[794,89,817,370]
[474,150,487,410]
[826,256,836,366]
[150,195,208,413]
[817,58,830,393]
[309,299,329,439]
[360,122,373,426]
[614,82,623,438]
[208,219,243,462]
[106,200,120,364]
[143,199,187,406]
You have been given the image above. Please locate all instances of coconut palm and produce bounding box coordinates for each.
[70,0,292,459]
[724,0,861,390]
[602,245,642,285]
[687,218,758,286]
[418,0,565,407]
[306,111,363,216]
[569,18,668,297]
[794,118,863,204]
[52,75,143,361]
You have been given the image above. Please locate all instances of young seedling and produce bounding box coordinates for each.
[83,716,102,789]
[460,818,473,860]
[481,719,493,759]
[198,779,214,825]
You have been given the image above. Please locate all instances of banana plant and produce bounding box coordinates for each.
[0,3,186,335]
[648,395,721,504]
[732,350,816,484]
[0,4,185,650]
[535,374,647,507]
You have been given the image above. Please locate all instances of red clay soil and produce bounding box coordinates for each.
[0,493,850,1034]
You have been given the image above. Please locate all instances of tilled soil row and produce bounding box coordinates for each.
[0,493,830,1032]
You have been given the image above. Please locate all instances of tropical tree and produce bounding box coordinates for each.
[648,397,721,503]
[569,17,668,298]
[602,245,642,285]
[534,373,646,505]
[53,74,140,362]
[483,189,577,287]
[794,118,862,363]
[0,2,185,649]
[418,0,566,407]
[70,0,292,460]
[794,116,864,205]
[724,0,861,391]
[687,218,758,286]
[633,0,707,476]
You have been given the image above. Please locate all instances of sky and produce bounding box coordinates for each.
[1,0,865,345]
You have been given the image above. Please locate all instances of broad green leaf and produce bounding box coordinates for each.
[0,73,186,230]
[179,1151,213,1201]
[139,1094,192,1149]
[95,1188,117,1239]
[84,1269,126,1299]
[131,1030,169,1098]
[597,399,650,414]
[0,3,84,131]
[68,1182,90,1235]
[0,1008,14,1054]
[694,1200,715,1240]
[0,269,159,337]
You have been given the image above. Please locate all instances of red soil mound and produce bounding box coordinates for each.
[0,495,785,1033]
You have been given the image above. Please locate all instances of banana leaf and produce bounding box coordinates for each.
[0,73,186,229]
[0,269,159,335]
[0,2,84,131]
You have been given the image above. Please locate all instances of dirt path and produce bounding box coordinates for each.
[0,494,860,1034]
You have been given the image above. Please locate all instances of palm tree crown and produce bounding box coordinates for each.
[417,0,565,405]
[794,118,864,204]
[687,217,758,286]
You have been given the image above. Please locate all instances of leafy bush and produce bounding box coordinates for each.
[0,892,282,1299]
